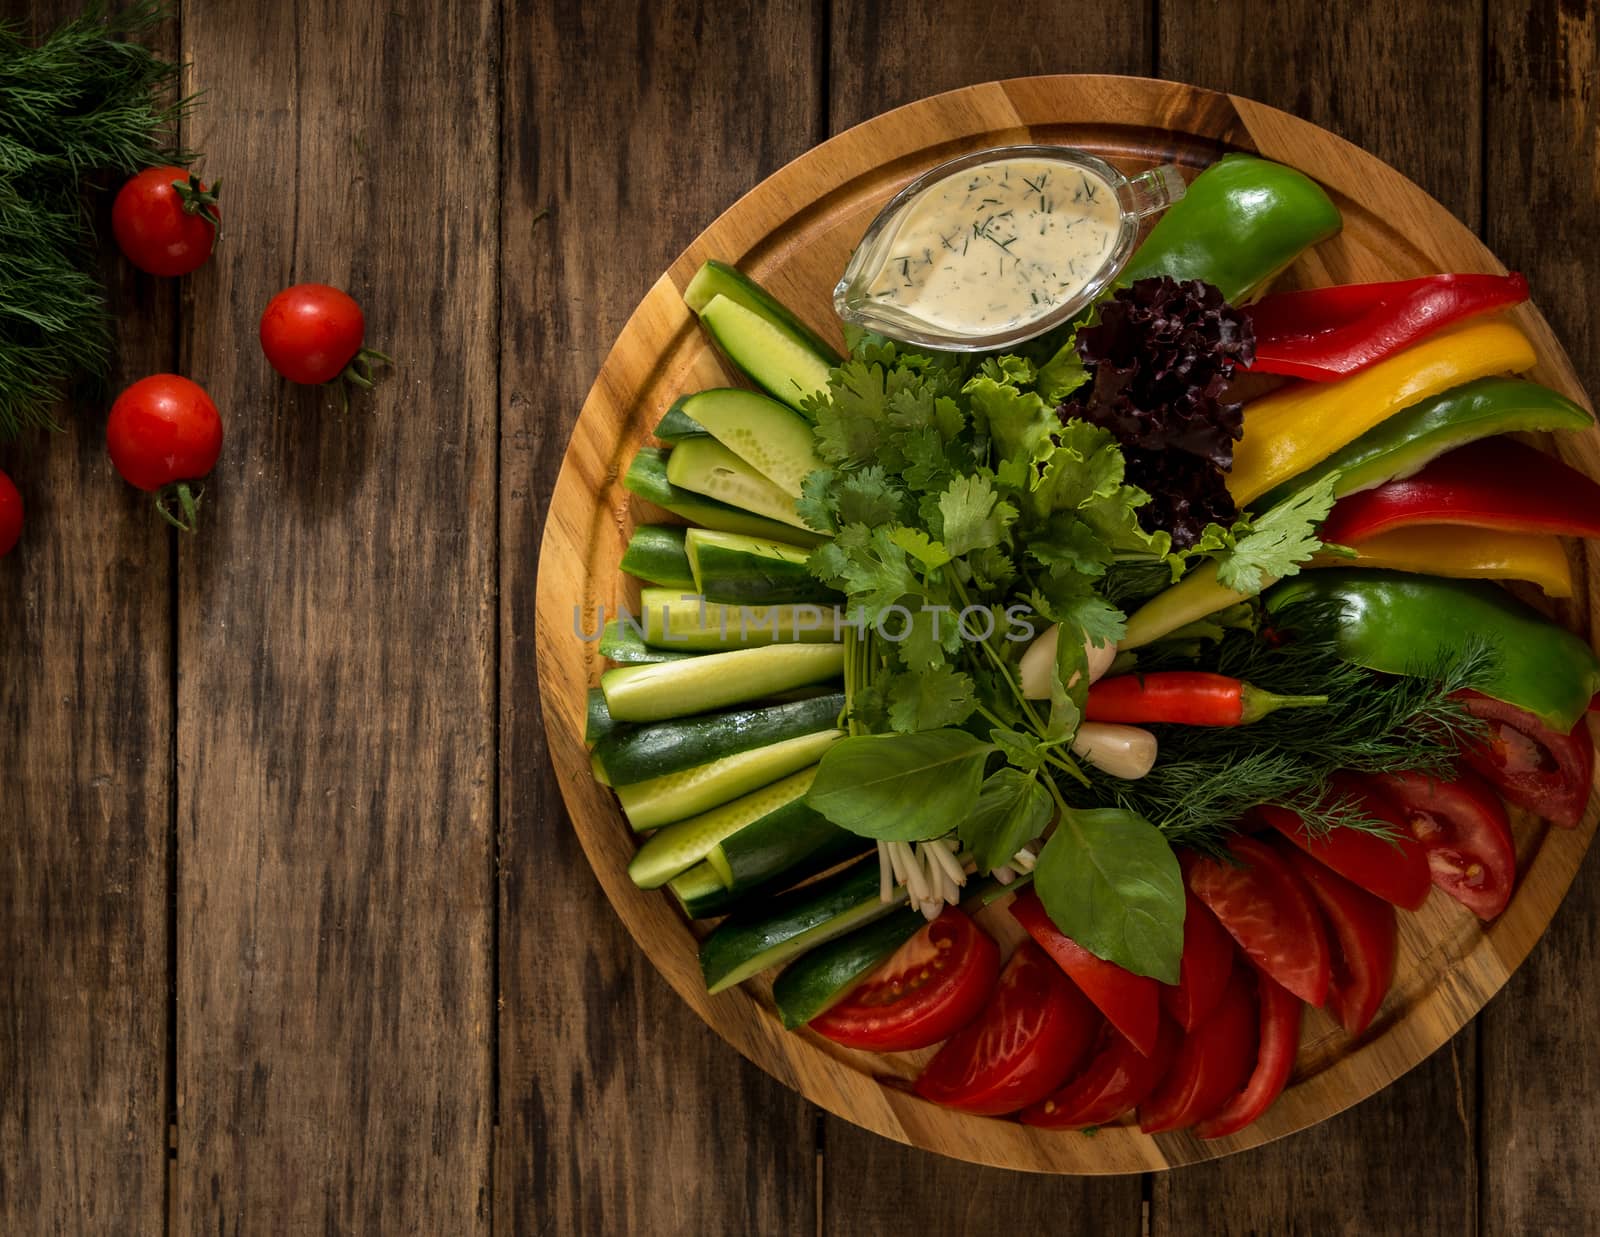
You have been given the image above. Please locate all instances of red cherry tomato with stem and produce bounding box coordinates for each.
[1021,1016,1180,1130]
[1194,968,1303,1140]
[0,469,21,556]
[259,283,392,404]
[106,375,223,532]
[1365,767,1516,919]
[913,941,1099,1116]
[1454,690,1594,830]
[111,167,220,277]
[1161,889,1235,1032]
[810,909,999,1052]
[1261,774,1432,911]
[1138,965,1259,1134]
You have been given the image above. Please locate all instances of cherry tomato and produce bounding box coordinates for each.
[913,941,1099,1116]
[259,284,391,397]
[1009,889,1161,1056]
[1273,839,1396,1036]
[1138,965,1258,1134]
[0,469,21,556]
[1454,690,1594,829]
[1261,775,1431,911]
[1185,837,1331,1007]
[1366,767,1516,920]
[1194,968,1303,1140]
[811,909,999,1052]
[106,375,223,532]
[1161,890,1235,1032]
[111,167,220,277]
[1021,1016,1180,1130]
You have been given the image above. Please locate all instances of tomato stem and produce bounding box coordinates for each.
[171,172,222,238]
[154,481,203,533]
[333,347,395,411]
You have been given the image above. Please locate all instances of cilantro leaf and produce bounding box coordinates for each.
[937,473,1017,558]
[989,727,1047,771]
[834,465,911,527]
[887,665,978,732]
[1215,474,1338,594]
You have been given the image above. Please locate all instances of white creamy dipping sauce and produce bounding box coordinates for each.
[864,158,1123,334]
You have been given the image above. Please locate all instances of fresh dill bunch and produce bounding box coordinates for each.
[1072,596,1494,855]
[0,2,194,437]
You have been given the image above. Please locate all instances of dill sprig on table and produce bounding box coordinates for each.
[0,2,193,437]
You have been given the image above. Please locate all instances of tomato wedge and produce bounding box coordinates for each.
[1138,966,1258,1134]
[914,941,1099,1115]
[1273,840,1396,1035]
[1161,890,1235,1032]
[1261,774,1431,910]
[1195,969,1303,1139]
[1364,767,1516,919]
[1185,837,1331,1006]
[1009,890,1161,1056]
[1454,690,1595,829]
[811,909,1000,1052]
[1021,1016,1181,1130]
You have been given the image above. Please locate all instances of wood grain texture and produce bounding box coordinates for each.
[0,3,174,1230]
[495,3,825,1233]
[1480,4,1600,1232]
[173,1,497,1230]
[535,71,1600,1174]
[821,3,1148,1223]
[1152,2,1485,1226]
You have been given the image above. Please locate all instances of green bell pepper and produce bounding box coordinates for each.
[1267,570,1600,731]
[1123,154,1343,303]
[1256,377,1594,510]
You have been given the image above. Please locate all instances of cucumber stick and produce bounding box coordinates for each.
[616,728,841,831]
[585,688,621,748]
[699,293,833,413]
[599,620,696,665]
[672,388,824,497]
[686,528,836,605]
[627,766,818,889]
[638,588,840,650]
[771,910,924,1028]
[600,643,844,722]
[669,819,871,919]
[666,438,811,533]
[624,447,825,547]
[620,525,695,590]
[683,260,843,366]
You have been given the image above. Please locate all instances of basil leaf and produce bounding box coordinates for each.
[808,729,993,842]
[959,768,1052,873]
[988,727,1045,771]
[1034,808,1184,983]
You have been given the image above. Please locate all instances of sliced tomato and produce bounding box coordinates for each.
[1009,889,1161,1056]
[1365,767,1515,920]
[1260,774,1431,910]
[1185,837,1331,1007]
[1021,1016,1181,1130]
[1194,969,1303,1139]
[1161,890,1235,1032]
[1138,966,1258,1134]
[913,941,1099,1116]
[812,909,1000,1052]
[1273,840,1396,1036]
[1455,690,1594,830]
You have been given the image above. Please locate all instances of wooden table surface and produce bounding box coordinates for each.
[4,0,1597,1232]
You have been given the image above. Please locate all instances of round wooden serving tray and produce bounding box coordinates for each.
[534,75,1600,1173]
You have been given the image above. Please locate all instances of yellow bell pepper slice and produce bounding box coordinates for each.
[1315,526,1573,597]
[1229,320,1537,507]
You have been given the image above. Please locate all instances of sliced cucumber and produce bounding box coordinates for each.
[591,692,845,786]
[617,729,841,831]
[699,293,834,413]
[599,620,697,665]
[627,766,817,889]
[654,395,709,443]
[699,857,904,994]
[585,687,622,748]
[624,447,825,547]
[638,588,840,650]
[771,909,924,1029]
[683,260,843,365]
[668,819,871,919]
[673,388,825,497]
[666,862,728,917]
[620,525,695,590]
[600,643,845,723]
[686,528,836,605]
[665,437,812,534]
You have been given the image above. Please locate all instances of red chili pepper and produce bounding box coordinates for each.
[1085,672,1326,727]
[1245,272,1529,381]
[1319,437,1600,544]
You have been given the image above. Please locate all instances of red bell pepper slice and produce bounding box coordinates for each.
[1194,968,1303,1139]
[1246,272,1529,381]
[1319,437,1600,545]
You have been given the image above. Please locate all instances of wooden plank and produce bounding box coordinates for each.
[495,2,825,1232]
[1153,2,1483,1229]
[824,5,1148,1227]
[173,2,497,1230]
[1480,3,1600,1230]
[0,3,174,1230]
